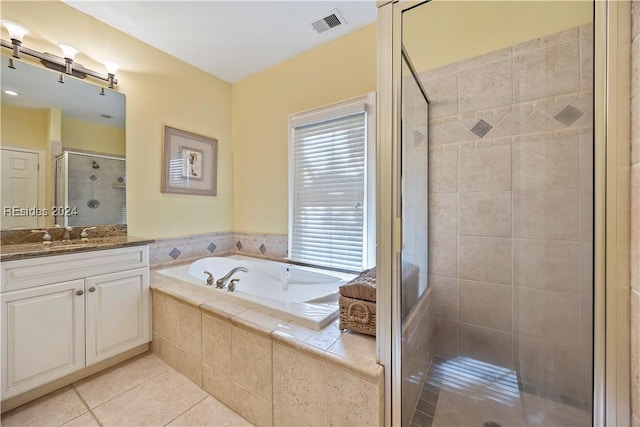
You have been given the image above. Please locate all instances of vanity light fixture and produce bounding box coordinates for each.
[58,43,78,75]
[0,20,119,88]
[4,90,18,96]
[2,20,27,59]
[104,61,118,89]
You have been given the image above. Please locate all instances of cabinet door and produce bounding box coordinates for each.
[85,268,150,365]
[1,280,85,400]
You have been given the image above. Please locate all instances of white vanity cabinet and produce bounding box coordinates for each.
[0,245,150,400]
[85,268,149,365]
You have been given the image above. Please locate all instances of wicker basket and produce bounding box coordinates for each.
[339,295,376,336]
[339,267,376,302]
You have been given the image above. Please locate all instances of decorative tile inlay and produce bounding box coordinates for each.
[207,242,217,253]
[90,175,98,181]
[236,241,243,250]
[117,176,124,183]
[554,104,583,126]
[259,244,267,254]
[168,247,182,260]
[470,119,493,138]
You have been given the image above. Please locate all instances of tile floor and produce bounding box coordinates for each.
[410,356,592,427]
[1,353,252,427]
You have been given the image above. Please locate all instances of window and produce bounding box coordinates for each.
[288,94,375,272]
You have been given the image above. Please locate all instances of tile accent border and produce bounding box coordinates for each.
[149,232,288,267]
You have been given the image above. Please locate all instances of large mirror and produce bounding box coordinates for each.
[0,56,125,230]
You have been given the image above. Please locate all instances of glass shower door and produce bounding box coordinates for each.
[399,50,430,427]
[379,1,596,425]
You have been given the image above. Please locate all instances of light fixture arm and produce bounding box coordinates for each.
[0,38,118,87]
[9,38,21,58]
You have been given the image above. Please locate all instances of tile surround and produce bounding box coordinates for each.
[148,231,287,267]
[150,280,384,427]
[425,24,593,403]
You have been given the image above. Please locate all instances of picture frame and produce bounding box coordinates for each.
[162,125,218,196]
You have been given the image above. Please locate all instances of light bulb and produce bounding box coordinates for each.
[104,61,118,75]
[1,20,28,42]
[58,43,78,60]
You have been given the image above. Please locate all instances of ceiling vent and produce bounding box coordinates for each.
[310,9,346,34]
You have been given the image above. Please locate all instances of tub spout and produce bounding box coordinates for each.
[216,266,248,289]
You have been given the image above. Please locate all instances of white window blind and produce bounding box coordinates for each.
[290,110,367,272]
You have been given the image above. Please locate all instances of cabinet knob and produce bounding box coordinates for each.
[88,287,96,293]
[75,290,84,296]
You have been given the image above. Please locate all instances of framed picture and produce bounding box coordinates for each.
[162,126,218,196]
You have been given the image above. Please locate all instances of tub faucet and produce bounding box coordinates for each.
[227,278,239,292]
[204,271,214,286]
[216,267,248,289]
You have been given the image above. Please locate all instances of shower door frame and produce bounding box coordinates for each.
[376,1,632,426]
[596,1,631,426]
[376,1,431,426]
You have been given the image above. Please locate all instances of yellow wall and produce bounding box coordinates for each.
[1,0,232,238]
[62,117,125,156]
[1,1,594,238]
[0,105,47,150]
[231,24,377,234]
[403,0,593,73]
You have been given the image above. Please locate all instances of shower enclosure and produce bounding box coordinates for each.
[55,151,126,227]
[377,1,606,426]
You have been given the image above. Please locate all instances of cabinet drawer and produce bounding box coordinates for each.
[1,246,149,292]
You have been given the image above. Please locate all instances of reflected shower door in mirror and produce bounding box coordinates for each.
[0,55,125,230]
[55,152,125,227]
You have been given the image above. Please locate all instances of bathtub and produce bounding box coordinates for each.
[157,255,355,330]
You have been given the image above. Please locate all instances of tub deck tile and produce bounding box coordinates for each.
[271,320,344,357]
[231,308,290,336]
[325,331,380,382]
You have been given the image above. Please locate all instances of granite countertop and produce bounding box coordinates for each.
[0,235,155,261]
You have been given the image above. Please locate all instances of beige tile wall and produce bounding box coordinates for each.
[148,232,288,267]
[631,1,639,424]
[423,24,593,403]
[151,291,382,426]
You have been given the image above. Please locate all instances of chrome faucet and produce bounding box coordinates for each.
[31,229,52,245]
[80,227,96,241]
[215,267,248,289]
[62,226,72,241]
[204,271,214,286]
[227,278,239,292]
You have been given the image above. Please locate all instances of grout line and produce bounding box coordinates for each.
[79,361,170,413]
[71,388,103,427]
[162,395,208,427]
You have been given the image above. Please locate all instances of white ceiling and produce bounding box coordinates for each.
[62,1,377,83]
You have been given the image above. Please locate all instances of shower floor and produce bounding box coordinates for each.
[410,356,591,427]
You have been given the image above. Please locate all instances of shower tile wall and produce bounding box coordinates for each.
[66,154,126,226]
[631,1,639,424]
[424,25,593,403]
